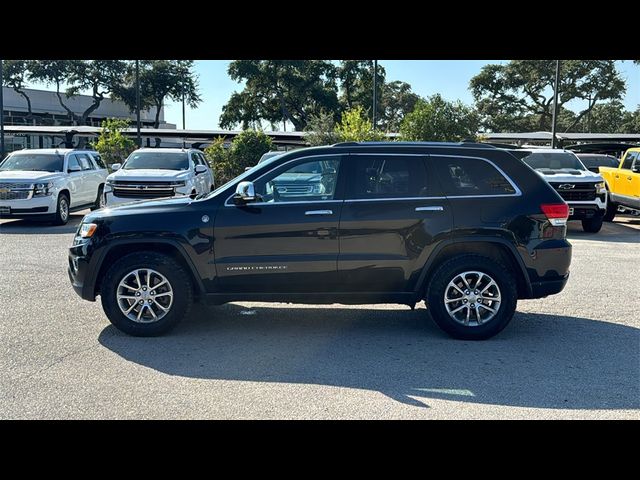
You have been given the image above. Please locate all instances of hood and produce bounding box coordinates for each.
[0,170,61,182]
[84,195,194,223]
[108,169,189,182]
[534,169,603,183]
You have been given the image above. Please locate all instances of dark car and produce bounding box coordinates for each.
[575,154,621,174]
[68,142,572,340]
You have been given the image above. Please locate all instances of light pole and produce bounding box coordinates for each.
[181,69,186,149]
[0,59,5,159]
[372,60,378,130]
[135,60,141,147]
[551,60,561,149]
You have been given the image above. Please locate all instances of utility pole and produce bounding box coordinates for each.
[551,60,561,149]
[372,60,378,130]
[182,73,186,149]
[135,60,141,147]
[0,59,5,159]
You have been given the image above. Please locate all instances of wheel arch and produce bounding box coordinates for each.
[92,240,205,299]
[416,238,532,299]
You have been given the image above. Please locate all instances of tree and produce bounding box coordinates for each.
[304,111,340,146]
[220,61,339,131]
[27,60,80,124]
[1,60,35,123]
[337,60,386,119]
[571,101,627,133]
[400,94,479,141]
[470,60,626,132]
[334,106,385,142]
[378,80,421,132]
[114,60,201,129]
[621,106,640,133]
[205,130,273,185]
[91,118,136,169]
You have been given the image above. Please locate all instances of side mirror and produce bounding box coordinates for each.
[233,181,256,204]
[632,166,640,173]
[195,164,207,174]
[68,166,81,173]
[111,163,121,171]
[244,167,252,172]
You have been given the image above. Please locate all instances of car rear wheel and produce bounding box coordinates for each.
[426,255,517,340]
[582,216,603,233]
[603,202,617,222]
[52,193,70,225]
[101,252,193,336]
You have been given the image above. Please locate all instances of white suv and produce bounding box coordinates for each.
[104,148,214,206]
[0,148,108,225]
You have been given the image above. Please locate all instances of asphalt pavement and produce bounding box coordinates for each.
[0,212,638,419]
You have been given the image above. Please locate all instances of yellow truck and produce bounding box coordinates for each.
[599,147,640,221]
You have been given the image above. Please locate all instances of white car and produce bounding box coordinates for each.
[104,148,214,207]
[520,148,608,232]
[0,148,108,225]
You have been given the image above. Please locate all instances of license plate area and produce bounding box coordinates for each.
[0,206,10,215]
[568,207,574,216]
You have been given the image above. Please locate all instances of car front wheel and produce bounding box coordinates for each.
[52,193,70,225]
[100,252,193,336]
[426,255,517,340]
[582,216,603,233]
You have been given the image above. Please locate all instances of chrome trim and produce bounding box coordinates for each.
[305,209,333,216]
[224,153,343,207]
[432,154,522,197]
[415,206,444,211]
[345,196,446,203]
[231,200,342,207]
[349,153,427,156]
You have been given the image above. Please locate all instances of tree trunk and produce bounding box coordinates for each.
[154,101,162,129]
[14,88,34,124]
[564,95,599,133]
[55,81,78,125]
[80,99,102,126]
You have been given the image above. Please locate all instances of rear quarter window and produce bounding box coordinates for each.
[431,156,517,196]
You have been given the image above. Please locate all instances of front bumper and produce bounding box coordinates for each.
[567,196,606,221]
[0,194,57,218]
[68,238,104,301]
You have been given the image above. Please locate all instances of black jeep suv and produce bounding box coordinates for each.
[69,142,572,340]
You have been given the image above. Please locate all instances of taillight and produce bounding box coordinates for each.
[541,203,569,226]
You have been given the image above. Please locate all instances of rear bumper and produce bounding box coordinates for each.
[530,273,569,298]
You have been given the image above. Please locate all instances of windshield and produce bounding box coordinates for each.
[124,152,189,171]
[0,153,64,172]
[522,152,585,171]
[578,156,619,168]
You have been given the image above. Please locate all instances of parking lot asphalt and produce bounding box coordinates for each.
[0,211,638,419]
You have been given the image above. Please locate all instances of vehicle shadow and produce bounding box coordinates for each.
[0,213,85,235]
[98,304,640,410]
[567,220,640,243]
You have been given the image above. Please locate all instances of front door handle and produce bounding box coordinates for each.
[628,176,633,180]
[415,206,444,212]
[305,209,333,216]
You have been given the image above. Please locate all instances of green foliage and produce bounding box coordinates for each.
[220,61,339,131]
[1,60,34,117]
[113,60,201,128]
[400,95,479,141]
[470,60,626,132]
[304,111,341,146]
[378,81,421,132]
[334,107,386,142]
[337,60,385,115]
[621,106,640,133]
[204,130,273,185]
[92,118,136,170]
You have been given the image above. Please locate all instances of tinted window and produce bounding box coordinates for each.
[255,156,340,203]
[124,152,189,170]
[191,153,202,166]
[91,153,106,169]
[433,157,516,196]
[622,151,638,170]
[67,155,81,171]
[0,153,64,172]
[578,155,619,168]
[350,156,429,199]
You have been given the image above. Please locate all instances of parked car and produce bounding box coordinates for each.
[599,147,640,221]
[104,148,214,206]
[518,148,607,233]
[0,148,108,225]
[69,141,572,340]
[257,151,285,164]
[575,154,621,174]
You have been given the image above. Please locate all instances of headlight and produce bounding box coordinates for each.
[79,223,98,238]
[171,181,187,187]
[594,182,606,193]
[311,184,325,194]
[33,182,54,196]
[105,179,115,187]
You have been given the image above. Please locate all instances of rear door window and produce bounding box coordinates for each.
[347,155,431,199]
[431,156,517,196]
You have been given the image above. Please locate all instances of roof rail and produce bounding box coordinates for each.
[331,141,497,149]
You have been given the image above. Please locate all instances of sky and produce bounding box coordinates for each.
[163,60,640,130]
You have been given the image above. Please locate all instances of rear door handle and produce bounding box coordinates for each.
[628,177,633,180]
[415,206,444,212]
[305,209,333,216]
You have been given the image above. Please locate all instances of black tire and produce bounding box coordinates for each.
[52,193,70,225]
[90,185,105,211]
[582,216,603,233]
[603,202,617,222]
[100,251,193,336]
[426,254,517,340]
